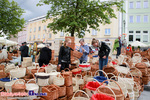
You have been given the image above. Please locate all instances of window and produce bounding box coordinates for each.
[136,35,141,41]
[30,28,32,33]
[33,35,35,40]
[136,16,141,23]
[43,34,45,39]
[136,31,140,33]
[129,16,133,23]
[143,35,148,42]
[92,29,97,35]
[60,31,64,36]
[29,36,31,40]
[144,1,148,8]
[39,26,41,31]
[44,25,46,30]
[38,34,40,39]
[129,2,134,9]
[105,29,111,35]
[144,15,148,23]
[136,1,141,8]
[129,35,133,41]
[49,34,51,38]
[129,31,134,33]
[143,31,148,33]
[34,27,36,32]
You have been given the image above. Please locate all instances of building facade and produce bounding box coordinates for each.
[18,24,28,45]
[27,7,120,56]
[123,0,150,45]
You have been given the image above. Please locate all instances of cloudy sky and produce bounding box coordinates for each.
[13,0,50,21]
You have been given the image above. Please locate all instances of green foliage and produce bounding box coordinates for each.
[37,0,125,38]
[0,0,25,37]
[138,46,141,49]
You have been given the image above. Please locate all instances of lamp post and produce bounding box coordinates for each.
[123,20,126,39]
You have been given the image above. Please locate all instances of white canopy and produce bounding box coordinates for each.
[6,40,18,46]
[37,44,45,48]
[131,41,148,47]
[0,37,6,44]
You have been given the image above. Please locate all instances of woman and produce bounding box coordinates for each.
[89,38,99,55]
[58,38,72,71]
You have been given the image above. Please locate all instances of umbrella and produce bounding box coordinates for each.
[37,44,45,48]
[131,41,148,47]
[0,37,6,44]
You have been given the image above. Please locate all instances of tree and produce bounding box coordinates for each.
[37,0,124,38]
[0,0,25,37]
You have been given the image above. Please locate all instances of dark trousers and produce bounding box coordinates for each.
[38,60,49,67]
[60,62,69,71]
[116,47,121,58]
[99,57,108,76]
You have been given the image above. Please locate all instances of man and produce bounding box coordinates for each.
[113,36,122,58]
[98,40,110,76]
[78,39,89,63]
[38,44,51,67]
[19,42,29,61]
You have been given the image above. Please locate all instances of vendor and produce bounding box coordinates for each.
[126,44,132,52]
[78,39,89,63]
[58,38,73,71]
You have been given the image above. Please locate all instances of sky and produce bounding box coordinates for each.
[13,0,50,21]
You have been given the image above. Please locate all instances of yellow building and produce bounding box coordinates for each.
[27,7,121,55]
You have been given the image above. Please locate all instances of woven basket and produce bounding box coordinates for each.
[0,69,7,79]
[71,90,90,100]
[134,82,140,100]
[91,64,99,71]
[62,68,72,77]
[12,79,26,93]
[73,79,79,93]
[31,66,45,74]
[24,73,35,83]
[140,51,148,57]
[132,53,142,63]
[53,74,64,86]
[72,68,82,75]
[52,84,66,97]
[73,50,83,59]
[72,74,84,85]
[66,85,73,97]
[103,65,118,77]
[62,73,72,87]
[135,63,147,69]
[42,85,59,100]
[45,63,54,73]
[58,96,67,100]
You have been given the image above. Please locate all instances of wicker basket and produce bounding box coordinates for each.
[134,82,140,100]
[62,73,72,86]
[66,85,73,97]
[61,68,72,77]
[103,65,118,77]
[72,68,82,75]
[53,74,64,86]
[52,84,66,97]
[31,67,45,74]
[71,90,90,100]
[132,53,142,63]
[0,69,7,79]
[45,63,54,73]
[91,64,99,71]
[98,80,124,100]
[73,50,83,59]
[140,51,148,57]
[73,79,79,93]
[72,74,84,85]
[58,96,67,100]
[12,79,26,93]
[24,73,35,83]
[135,63,147,69]
[42,85,59,100]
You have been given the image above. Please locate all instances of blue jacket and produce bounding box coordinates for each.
[78,45,89,62]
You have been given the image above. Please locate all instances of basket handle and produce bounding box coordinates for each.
[142,57,149,63]
[63,68,70,72]
[107,73,116,80]
[125,71,134,80]
[75,74,82,79]
[130,67,142,77]
[102,79,124,96]
[57,74,63,78]
[72,90,90,99]
[96,85,116,100]
[50,70,57,73]
[82,61,87,64]
[94,70,108,79]
[27,79,36,84]
[133,53,141,57]
[12,79,25,86]
[37,67,45,73]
